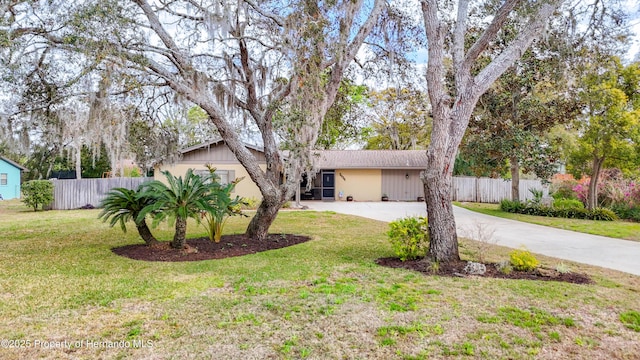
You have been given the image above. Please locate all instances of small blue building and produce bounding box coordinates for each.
[0,156,28,200]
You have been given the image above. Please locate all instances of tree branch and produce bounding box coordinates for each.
[420,0,449,110]
[474,2,561,96]
[462,0,519,72]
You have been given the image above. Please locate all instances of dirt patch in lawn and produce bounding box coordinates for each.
[376,257,594,284]
[112,234,311,262]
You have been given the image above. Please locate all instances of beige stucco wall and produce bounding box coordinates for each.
[156,163,264,200]
[334,169,382,201]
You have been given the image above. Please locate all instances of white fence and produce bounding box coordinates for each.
[452,177,548,203]
[51,177,153,210]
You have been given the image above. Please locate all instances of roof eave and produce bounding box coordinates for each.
[1,156,28,171]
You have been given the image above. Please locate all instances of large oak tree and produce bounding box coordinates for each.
[419,0,564,262]
[4,0,388,240]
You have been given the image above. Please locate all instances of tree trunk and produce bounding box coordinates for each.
[423,168,459,263]
[587,156,604,210]
[136,221,159,246]
[75,146,82,179]
[510,156,520,201]
[171,217,187,249]
[245,193,286,241]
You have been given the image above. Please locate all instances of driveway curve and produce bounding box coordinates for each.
[300,201,640,276]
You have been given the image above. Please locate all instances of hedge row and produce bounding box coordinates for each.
[499,199,618,221]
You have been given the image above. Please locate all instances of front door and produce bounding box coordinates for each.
[321,170,335,201]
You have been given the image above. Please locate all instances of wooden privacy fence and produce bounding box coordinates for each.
[51,177,153,210]
[452,177,548,203]
[50,176,546,209]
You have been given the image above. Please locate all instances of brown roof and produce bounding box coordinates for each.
[180,138,264,155]
[312,150,428,169]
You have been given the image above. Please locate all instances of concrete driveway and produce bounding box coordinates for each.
[300,201,640,276]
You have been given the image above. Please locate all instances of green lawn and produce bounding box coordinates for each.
[1,199,639,359]
[455,202,640,242]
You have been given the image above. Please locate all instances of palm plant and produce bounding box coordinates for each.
[202,178,247,242]
[138,169,217,249]
[98,186,159,246]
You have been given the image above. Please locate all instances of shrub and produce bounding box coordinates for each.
[528,188,544,206]
[572,182,589,205]
[240,197,260,210]
[611,204,640,222]
[555,262,571,274]
[588,208,618,221]
[509,249,539,272]
[197,166,246,243]
[500,199,525,213]
[21,180,54,211]
[550,180,579,200]
[98,186,158,246]
[501,199,616,221]
[495,261,512,275]
[387,217,429,261]
[553,198,584,210]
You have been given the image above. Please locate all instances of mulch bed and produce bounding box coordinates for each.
[376,257,594,284]
[112,234,311,262]
[114,236,592,285]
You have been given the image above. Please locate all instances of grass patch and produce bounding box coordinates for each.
[0,199,639,359]
[477,306,574,333]
[456,202,640,241]
[620,310,640,332]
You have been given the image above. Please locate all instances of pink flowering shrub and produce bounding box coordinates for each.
[554,169,640,221]
[571,182,588,204]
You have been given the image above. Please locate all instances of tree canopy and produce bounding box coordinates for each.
[570,57,640,209]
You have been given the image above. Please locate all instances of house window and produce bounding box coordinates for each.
[0,173,7,186]
[194,169,235,186]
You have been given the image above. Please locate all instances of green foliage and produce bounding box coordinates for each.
[240,197,260,210]
[588,208,618,221]
[496,261,513,275]
[459,47,576,180]
[619,310,640,332]
[387,217,429,261]
[552,198,584,210]
[123,167,142,177]
[81,144,111,178]
[500,199,616,221]
[528,188,544,206]
[21,180,54,211]
[317,78,369,149]
[138,169,220,248]
[509,249,539,272]
[550,180,579,200]
[500,199,526,213]
[364,88,431,150]
[570,58,640,209]
[200,166,247,243]
[98,186,157,245]
[611,204,640,222]
[164,106,219,147]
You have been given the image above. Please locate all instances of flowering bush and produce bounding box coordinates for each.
[552,170,640,221]
[571,182,589,205]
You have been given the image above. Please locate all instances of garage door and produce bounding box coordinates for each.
[381,170,424,201]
